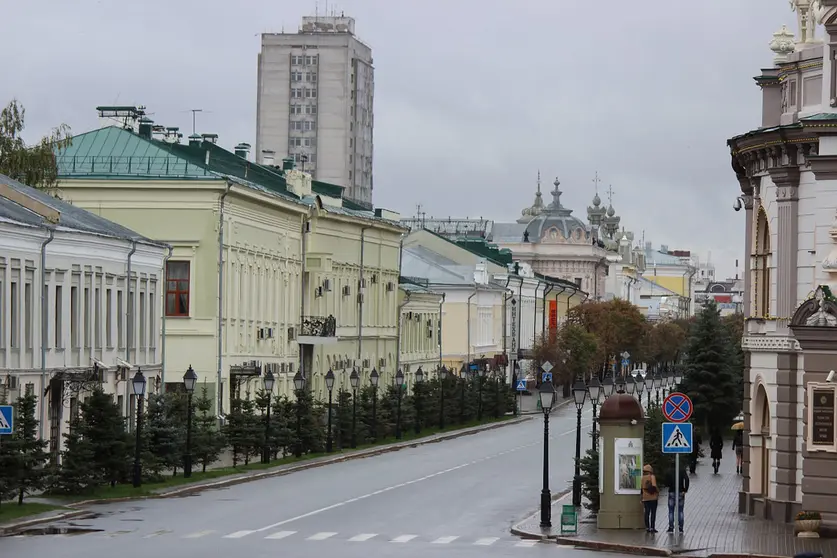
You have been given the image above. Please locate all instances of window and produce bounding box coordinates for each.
[55,285,62,348]
[306,104,317,115]
[24,283,32,349]
[305,55,317,65]
[289,104,301,115]
[303,121,314,131]
[306,72,317,82]
[70,286,78,348]
[574,278,582,287]
[292,71,303,81]
[166,261,190,317]
[292,55,303,65]
[106,289,112,347]
[290,137,302,147]
[139,292,146,349]
[292,88,302,99]
[753,208,771,317]
[304,138,313,147]
[95,288,101,347]
[149,288,156,347]
[9,282,19,348]
[117,290,124,347]
[84,287,90,348]
[305,88,317,98]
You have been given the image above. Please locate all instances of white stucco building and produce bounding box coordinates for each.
[0,174,168,457]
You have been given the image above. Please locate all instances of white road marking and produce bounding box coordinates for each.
[264,530,297,539]
[432,536,459,544]
[307,532,337,540]
[391,534,418,543]
[474,537,500,546]
[348,533,378,541]
[183,530,215,539]
[143,530,172,539]
[223,530,255,539]
[515,540,539,547]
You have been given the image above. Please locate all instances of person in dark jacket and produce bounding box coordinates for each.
[665,465,690,533]
[689,430,703,474]
[709,429,724,474]
[732,430,744,474]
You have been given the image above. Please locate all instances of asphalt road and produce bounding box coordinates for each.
[0,401,606,557]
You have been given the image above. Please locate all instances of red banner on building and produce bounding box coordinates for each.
[549,300,558,330]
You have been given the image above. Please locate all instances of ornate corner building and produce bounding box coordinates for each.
[727,0,837,527]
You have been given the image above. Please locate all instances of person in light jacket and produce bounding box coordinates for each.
[641,464,659,533]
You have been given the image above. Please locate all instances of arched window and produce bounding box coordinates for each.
[753,208,771,317]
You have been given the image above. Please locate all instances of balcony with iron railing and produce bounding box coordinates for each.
[298,315,338,345]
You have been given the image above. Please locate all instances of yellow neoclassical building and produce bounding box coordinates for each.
[55,109,403,410]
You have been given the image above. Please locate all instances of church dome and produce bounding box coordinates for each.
[524,178,591,244]
[607,204,616,217]
[592,192,601,207]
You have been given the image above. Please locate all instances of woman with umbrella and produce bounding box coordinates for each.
[732,421,744,474]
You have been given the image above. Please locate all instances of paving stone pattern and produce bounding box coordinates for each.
[564,452,837,557]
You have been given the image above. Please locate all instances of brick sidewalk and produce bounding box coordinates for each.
[514,450,837,557]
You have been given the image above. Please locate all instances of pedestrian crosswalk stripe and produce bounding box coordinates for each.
[348,533,377,541]
[432,536,459,544]
[264,531,296,540]
[307,532,337,540]
[664,425,690,449]
[223,530,255,539]
[391,534,418,543]
[183,530,215,538]
[515,540,539,547]
[474,537,500,546]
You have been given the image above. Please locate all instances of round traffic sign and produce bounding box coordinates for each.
[662,392,693,423]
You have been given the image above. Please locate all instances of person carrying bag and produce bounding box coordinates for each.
[641,464,659,533]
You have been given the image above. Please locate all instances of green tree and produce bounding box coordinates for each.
[50,414,96,494]
[334,389,354,448]
[224,396,261,466]
[143,393,183,480]
[0,99,72,190]
[4,393,49,504]
[578,446,600,512]
[292,389,325,455]
[270,395,294,459]
[192,385,226,472]
[680,301,739,432]
[643,403,673,486]
[722,314,746,407]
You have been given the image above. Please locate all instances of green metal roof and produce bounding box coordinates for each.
[454,238,513,267]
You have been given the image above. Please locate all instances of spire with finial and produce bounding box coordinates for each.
[549,177,563,208]
[587,172,606,227]
[517,170,545,223]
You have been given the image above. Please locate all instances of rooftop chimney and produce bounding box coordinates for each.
[188,134,202,148]
[138,117,154,139]
[201,133,218,144]
[260,149,276,167]
[162,126,182,144]
[234,142,252,160]
[282,157,295,172]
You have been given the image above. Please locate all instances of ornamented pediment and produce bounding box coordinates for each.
[791,285,837,327]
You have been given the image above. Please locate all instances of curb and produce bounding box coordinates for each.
[64,415,533,509]
[0,510,95,536]
[707,555,786,558]
[509,489,573,540]
[554,537,673,557]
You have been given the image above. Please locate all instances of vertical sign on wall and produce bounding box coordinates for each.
[510,301,518,353]
[548,300,558,332]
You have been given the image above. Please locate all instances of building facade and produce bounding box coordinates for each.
[256,15,374,207]
[0,174,168,456]
[397,281,444,384]
[727,0,837,527]
[642,244,698,317]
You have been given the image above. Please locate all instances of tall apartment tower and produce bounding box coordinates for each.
[256,15,374,207]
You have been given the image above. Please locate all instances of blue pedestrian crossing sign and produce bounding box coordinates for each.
[516,379,527,391]
[0,405,13,435]
[621,359,630,367]
[662,422,692,454]
[542,372,553,383]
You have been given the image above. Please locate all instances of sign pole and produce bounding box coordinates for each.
[674,453,680,533]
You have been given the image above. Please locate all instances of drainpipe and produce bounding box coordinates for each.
[516,277,523,357]
[394,289,411,377]
[466,288,478,372]
[160,245,173,391]
[502,275,513,380]
[683,267,697,318]
[567,288,579,315]
[394,233,405,372]
[299,214,309,380]
[125,239,138,420]
[542,284,559,333]
[38,227,55,439]
[438,292,445,370]
[357,226,371,367]
[216,182,231,416]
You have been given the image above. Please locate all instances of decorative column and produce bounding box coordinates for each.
[768,164,800,329]
[736,175,755,317]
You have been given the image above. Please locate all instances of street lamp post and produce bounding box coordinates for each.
[131,369,147,488]
[646,371,655,410]
[572,378,588,507]
[293,372,305,458]
[414,367,424,434]
[633,370,645,406]
[615,373,626,394]
[395,369,405,440]
[370,368,379,442]
[261,368,275,463]
[438,366,447,430]
[183,365,197,478]
[325,369,335,453]
[477,366,486,421]
[654,369,662,405]
[588,375,602,453]
[350,369,359,448]
[538,379,556,528]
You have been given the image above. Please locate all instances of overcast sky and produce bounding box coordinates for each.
[2,0,794,278]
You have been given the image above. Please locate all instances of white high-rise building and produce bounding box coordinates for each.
[256,15,374,208]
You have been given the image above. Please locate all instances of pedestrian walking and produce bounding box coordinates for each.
[709,429,724,474]
[733,429,743,474]
[641,464,659,533]
[689,429,703,474]
[665,463,689,533]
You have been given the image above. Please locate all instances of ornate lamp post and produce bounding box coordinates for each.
[627,374,637,398]
[370,368,379,442]
[654,369,663,405]
[438,366,447,430]
[633,370,646,405]
[538,379,556,528]
[350,368,359,448]
[325,369,335,453]
[602,373,614,399]
[261,368,275,463]
[645,370,655,410]
[182,365,197,478]
[477,365,486,421]
[293,372,305,458]
[414,367,424,434]
[131,369,147,488]
[395,369,405,440]
[588,375,602,452]
[615,373,626,394]
[572,378,588,507]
